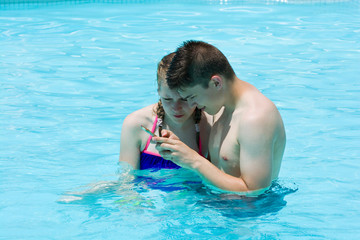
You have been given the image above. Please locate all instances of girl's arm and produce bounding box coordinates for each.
[119,113,142,169]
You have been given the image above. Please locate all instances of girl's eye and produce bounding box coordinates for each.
[163,98,172,101]
[180,98,188,102]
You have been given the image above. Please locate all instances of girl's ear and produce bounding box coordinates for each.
[210,75,223,90]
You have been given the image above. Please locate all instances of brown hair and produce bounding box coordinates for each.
[166,40,235,90]
[155,52,202,149]
[155,52,175,136]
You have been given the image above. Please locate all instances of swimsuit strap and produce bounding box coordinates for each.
[143,115,203,155]
[143,115,158,151]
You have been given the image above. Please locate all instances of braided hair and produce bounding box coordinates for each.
[155,99,165,136]
[193,107,202,148]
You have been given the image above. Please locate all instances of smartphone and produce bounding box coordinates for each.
[141,125,157,137]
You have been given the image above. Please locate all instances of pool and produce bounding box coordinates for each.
[1,0,359,239]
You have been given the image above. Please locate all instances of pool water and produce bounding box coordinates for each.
[1,0,359,239]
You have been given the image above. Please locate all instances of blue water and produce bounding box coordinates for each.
[1,0,359,239]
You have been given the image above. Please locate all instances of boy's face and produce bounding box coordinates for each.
[178,83,222,115]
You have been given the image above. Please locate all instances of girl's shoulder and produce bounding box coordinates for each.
[123,104,158,129]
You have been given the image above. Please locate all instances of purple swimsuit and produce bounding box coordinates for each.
[140,116,202,170]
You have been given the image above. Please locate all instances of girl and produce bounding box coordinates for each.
[119,53,211,170]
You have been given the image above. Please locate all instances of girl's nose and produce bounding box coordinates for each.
[173,100,183,110]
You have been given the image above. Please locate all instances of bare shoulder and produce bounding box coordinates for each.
[236,89,283,141]
[121,103,158,151]
[123,104,157,130]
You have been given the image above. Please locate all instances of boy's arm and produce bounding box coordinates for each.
[154,114,274,193]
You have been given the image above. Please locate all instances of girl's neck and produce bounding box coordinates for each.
[163,113,195,131]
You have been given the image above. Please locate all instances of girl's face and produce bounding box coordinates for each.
[158,81,195,123]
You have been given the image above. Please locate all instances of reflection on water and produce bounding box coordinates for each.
[196,181,298,218]
[58,163,298,220]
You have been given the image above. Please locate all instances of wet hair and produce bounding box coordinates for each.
[166,40,236,90]
[157,52,176,90]
[155,52,175,136]
[155,52,202,148]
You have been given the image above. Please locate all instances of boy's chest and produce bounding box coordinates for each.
[209,118,241,176]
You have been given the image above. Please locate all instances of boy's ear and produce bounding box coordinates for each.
[210,75,223,90]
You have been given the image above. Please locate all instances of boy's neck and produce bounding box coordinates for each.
[223,77,243,113]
